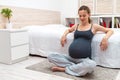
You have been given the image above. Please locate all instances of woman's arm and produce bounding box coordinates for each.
[94,24,114,50]
[61,24,76,47]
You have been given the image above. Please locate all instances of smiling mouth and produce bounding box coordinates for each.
[81,20,85,22]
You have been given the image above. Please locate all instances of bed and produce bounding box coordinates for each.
[24,24,120,68]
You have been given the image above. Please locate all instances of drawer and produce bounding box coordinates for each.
[10,32,29,46]
[11,44,29,60]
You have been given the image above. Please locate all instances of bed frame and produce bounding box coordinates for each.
[0,5,61,29]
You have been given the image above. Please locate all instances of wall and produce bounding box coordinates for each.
[0,0,61,11]
[0,0,78,25]
[60,0,78,25]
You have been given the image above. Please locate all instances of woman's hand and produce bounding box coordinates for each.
[61,36,67,47]
[100,37,108,51]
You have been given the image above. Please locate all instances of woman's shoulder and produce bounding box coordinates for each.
[73,24,79,27]
[92,23,102,29]
[70,24,78,29]
[91,23,103,33]
[92,23,100,27]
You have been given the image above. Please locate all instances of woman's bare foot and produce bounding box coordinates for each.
[51,66,65,72]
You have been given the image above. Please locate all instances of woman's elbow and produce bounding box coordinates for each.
[107,28,114,34]
[110,29,114,34]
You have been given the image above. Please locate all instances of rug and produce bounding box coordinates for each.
[26,59,119,80]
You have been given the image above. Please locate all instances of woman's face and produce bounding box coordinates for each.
[78,10,90,24]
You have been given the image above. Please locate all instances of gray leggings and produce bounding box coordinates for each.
[47,53,96,76]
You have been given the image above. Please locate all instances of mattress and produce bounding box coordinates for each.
[92,29,120,68]
[25,24,73,56]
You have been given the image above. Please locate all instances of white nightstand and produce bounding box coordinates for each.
[0,29,29,64]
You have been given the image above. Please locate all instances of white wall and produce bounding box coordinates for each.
[0,0,61,11]
[0,0,78,25]
[60,0,78,25]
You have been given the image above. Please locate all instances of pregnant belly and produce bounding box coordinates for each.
[69,38,91,59]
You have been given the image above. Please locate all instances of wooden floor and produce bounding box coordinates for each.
[0,56,73,80]
[0,56,120,80]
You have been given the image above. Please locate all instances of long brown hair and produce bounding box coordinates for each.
[78,5,92,23]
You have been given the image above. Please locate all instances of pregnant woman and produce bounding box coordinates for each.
[48,5,113,76]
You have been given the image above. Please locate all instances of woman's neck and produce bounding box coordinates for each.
[78,23,91,31]
[81,22,90,26]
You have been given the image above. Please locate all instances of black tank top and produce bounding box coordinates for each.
[69,24,94,59]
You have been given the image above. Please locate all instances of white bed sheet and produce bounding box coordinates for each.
[92,29,120,68]
[27,24,73,56]
[25,25,120,68]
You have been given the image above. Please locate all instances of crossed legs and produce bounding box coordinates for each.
[48,53,96,76]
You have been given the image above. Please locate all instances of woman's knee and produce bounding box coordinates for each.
[47,53,62,61]
[48,54,56,60]
[88,60,96,69]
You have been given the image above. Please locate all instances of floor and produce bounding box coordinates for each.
[0,56,73,80]
[0,56,120,80]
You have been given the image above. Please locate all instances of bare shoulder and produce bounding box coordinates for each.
[92,24,100,28]
[73,24,78,28]
[68,24,78,32]
[72,24,79,29]
[91,24,99,33]
[92,23,113,33]
[92,24,102,34]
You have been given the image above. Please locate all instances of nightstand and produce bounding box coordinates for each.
[0,29,29,64]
